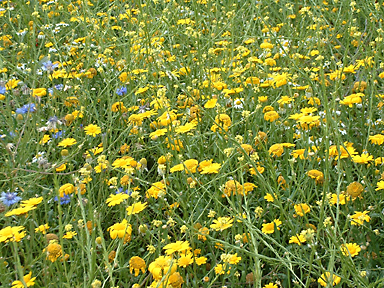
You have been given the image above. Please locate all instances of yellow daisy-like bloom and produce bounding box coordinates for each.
[0,226,26,242]
[262,219,282,234]
[204,98,217,108]
[352,153,373,164]
[294,203,311,216]
[129,256,146,276]
[210,216,234,231]
[163,241,190,255]
[350,211,370,226]
[369,134,384,145]
[340,243,361,257]
[263,283,278,288]
[35,224,49,234]
[59,183,75,198]
[330,193,348,205]
[200,162,221,174]
[175,122,197,134]
[318,272,341,287]
[214,263,231,275]
[126,201,147,215]
[84,124,101,137]
[21,197,43,207]
[307,169,324,184]
[289,234,306,246]
[148,255,177,280]
[63,231,77,239]
[264,111,279,122]
[58,138,77,147]
[221,253,241,264]
[177,254,193,268]
[149,128,167,140]
[146,181,167,199]
[107,219,132,241]
[346,182,364,198]
[32,87,47,97]
[195,256,207,265]
[11,272,36,288]
[168,272,184,288]
[5,206,37,217]
[106,193,129,207]
[44,241,63,262]
[269,143,284,157]
[264,193,276,202]
[375,180,384,191]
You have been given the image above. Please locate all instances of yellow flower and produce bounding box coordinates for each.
[129,256,146,276]
[340,93,363,107]
[11,272,36,288]
[168,272,184,288]
[221,253,241,264]
[264,111,279,122]
[346,182,364,198]
[84,124,101,137]
[163,241,190,255]
[369,134,384,145]
[375,180,384,191]
[0,226,26,242]
[262,219,282,234]
[294,203,311,216]
[146,181,166,199]
[263,283,278,288]
[32,88,47,97]
[58,138,77,147]
[318,272,341,287]
[63,231,77,239]
[210,216,234,231]
[330,193,348,205]
[106,193,129,206]
[35,224,49,234]
[44,241,63,262]
[350,211,370,226]
[55,163,66,172]
[177,254,193,268]
[340,243,361,257]
[149,128,167,140]
[214,263,231,275]
[175,122,197,134]
[204,98,217,108]
[200,162,221,174]
[352,153,373,164]
[264,193,276,202]
[289,234,306,245]
[107,219,132,242]
[269,143,284,157]
[126,201,147,215]
[21,197,43,207]
[148,256,177,280]
[195,256,207,265]
[307,169,324,184]
[59,183,75,198]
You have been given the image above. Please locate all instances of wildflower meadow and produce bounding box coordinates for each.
[1,0,384,287]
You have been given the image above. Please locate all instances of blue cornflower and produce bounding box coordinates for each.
[41,60,59,72]
[16,103,36,114]
[54,194,71,204]
[116,187,132,195]
[0,191,22,206]
[52,130,64,139]
[0,85,5,95]
[116,86,127,96]
[55,84,64,90]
